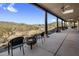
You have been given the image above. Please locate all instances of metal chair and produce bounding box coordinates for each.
[26,35,37,50]
[8,36,25,56]
[40,32,45,43]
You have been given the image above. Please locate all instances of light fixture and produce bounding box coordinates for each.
[70,19,73,20]
[61,4,74,14]
[68,18,73,21]
[62,9,74,14]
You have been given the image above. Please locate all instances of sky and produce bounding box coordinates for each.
[0,3,57,24]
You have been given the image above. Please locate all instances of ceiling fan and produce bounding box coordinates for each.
[61,4,74,14]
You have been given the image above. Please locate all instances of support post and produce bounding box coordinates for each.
[77,21,79,32]
[64,21,65,27]
[56,17,59,32]
[61,20,63,30]
[45,11,48,37]
[74,22,75,28]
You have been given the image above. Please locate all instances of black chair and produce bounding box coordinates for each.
[40,32,45,44]
[56,27,61,32]
[26,35,37,50]
[8,36,25,56]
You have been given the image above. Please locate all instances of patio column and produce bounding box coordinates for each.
[69,22,72,28]
[61,20,63,30]
[45,11,48,36]
[56,17,59,32]
[77,20,79,32]
[74,22,75,27]
[64,21,66,27]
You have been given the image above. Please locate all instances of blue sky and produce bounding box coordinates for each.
[0,3,57,24]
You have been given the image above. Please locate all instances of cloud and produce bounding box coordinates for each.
[3,7,6,10]
[0,4,2,7]
[0,3,18,13]
[48,19,56,23]
[52,19,56,22]
[0,4,6,11]
[7,3,18,13]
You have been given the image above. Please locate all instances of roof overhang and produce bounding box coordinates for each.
[33,3,79,22]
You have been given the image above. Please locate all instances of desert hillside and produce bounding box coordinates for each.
[0,21,57,47]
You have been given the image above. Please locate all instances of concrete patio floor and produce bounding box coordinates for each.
[0,28,79,56]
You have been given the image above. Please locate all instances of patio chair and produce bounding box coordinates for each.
[8,36,25,56]
[40,32,45,44]
[26,35,37,50]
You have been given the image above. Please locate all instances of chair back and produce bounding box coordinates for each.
[9,37,24,46]
[26,35,37,41]
[40,32,44,37]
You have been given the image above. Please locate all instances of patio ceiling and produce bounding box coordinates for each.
[37,3,79,22]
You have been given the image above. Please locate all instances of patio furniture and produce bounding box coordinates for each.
[40,32,45,44]
[26,35,37,50]
[8,36,25,56]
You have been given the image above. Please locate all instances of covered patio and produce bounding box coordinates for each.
[0,28,79,56]
[0,3,79,56]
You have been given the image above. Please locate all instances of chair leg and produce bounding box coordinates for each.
[30,44,32,50]
[44,37,45,42]
[41,37,44,44]
[11,47,13,56]
[20,46,21,51]
[8,46,10,55]
[22,45,25,55]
